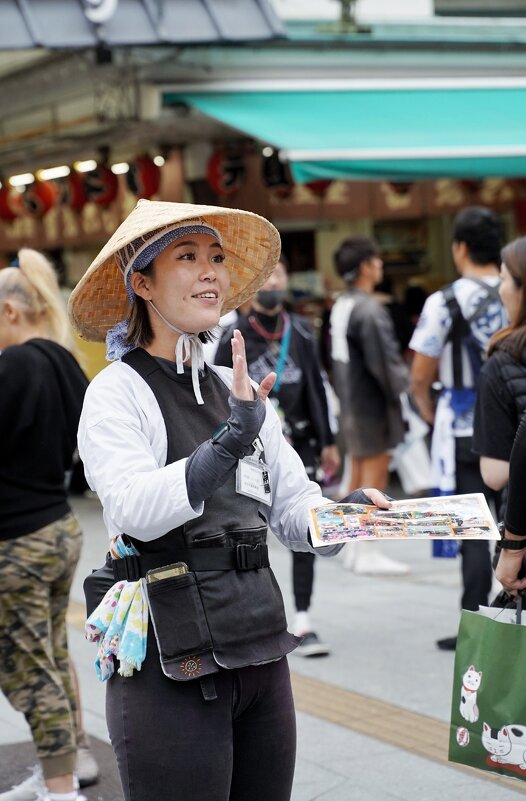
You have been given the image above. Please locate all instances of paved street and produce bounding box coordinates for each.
[1,493,525,800]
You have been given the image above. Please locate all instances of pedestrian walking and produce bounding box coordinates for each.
[214,255,340,656]
[0,250,89,801]
[410,207,507,650]
[330,236,410,576]
[71,199,390,801]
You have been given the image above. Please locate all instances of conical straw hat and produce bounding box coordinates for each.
[68,199,281,341]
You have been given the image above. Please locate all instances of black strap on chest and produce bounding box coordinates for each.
[122,347,180,458]
[442,278,501,390]
[442,287,466,390]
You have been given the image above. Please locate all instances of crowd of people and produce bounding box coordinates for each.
[1,200,526,801]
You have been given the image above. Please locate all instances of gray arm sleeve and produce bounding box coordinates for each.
[185,395,266,509]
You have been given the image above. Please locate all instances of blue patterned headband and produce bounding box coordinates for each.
[118,220,223,302]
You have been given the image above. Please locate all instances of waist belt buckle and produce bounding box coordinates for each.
[236,543,262,571]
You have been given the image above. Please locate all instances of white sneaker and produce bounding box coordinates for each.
[38,794,86,801]
[0,767,44,801]
[344,542,410,575]
[294,632,330,657]
[353,550,410,576]
[75,734,99,788]
[0,767,85,801]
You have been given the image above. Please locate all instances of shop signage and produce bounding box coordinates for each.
[207,146,246,196]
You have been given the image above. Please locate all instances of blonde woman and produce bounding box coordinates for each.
[0,250,88,801]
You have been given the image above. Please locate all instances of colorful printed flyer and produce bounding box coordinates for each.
[308,493,500,547]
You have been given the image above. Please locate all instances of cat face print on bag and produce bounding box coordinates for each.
[482,723,526,772]
[459,665,482,723]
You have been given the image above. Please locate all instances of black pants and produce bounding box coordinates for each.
[106,636,296,801]
[292,551,315,612]
[455,438,495,611]
[291,437,318,613]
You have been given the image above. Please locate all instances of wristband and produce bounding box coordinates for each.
[211,422,253,460]
[499,538,526,551]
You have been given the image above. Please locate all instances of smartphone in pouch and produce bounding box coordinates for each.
[144,560,218,680]
[146,562,188,584]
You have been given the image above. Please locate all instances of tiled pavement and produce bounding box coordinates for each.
[1,494,525,800]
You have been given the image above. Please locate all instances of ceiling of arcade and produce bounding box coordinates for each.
[0,48,237,178]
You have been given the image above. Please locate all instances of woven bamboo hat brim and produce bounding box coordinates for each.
[68,199,281,341]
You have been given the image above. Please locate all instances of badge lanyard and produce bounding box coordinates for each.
[236,437,272,506]
[273,314,291,393]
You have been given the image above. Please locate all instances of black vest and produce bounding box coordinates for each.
[123,348,298,669]
[498,349,526,420]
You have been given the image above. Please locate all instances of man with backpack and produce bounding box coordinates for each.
[410,207,507,650]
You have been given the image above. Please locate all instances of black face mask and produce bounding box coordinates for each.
[256,289,286,310]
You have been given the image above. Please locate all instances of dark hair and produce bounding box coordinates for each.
[125,260,213,348]
[488,236,526,360]
[452,206,502,266]
[126,262,155,349]
[404,285,428,316]
[278,252,290,271]
[333,236,379,282]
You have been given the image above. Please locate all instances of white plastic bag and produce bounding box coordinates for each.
[390,393,432,495]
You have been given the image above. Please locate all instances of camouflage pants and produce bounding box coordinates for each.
[0,513,82,779]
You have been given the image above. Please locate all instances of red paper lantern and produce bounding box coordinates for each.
[56,170,87,212]
[83,164,118,206]
[0,186,22,221]
[207,146,245,196]
[21,180,58,218]
[126,155,161,200]
[305,179,332,199]
[261,151,294,199]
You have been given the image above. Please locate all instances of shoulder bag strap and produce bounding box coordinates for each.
[442,285,465,390]
[273,314,291,393]
[464,277,502,324]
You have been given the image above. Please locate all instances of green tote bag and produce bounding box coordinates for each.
[449,605,526,781]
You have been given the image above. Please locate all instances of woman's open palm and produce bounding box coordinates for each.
[230,329,276,402]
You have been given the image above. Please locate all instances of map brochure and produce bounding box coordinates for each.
[308,493,500,548]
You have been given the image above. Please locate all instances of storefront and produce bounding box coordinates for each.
[2,8,526,324]
[164,77,526,299]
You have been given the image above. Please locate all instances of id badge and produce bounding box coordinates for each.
[236,457,272,506]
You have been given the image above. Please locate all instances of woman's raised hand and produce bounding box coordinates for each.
[231,329,276,402]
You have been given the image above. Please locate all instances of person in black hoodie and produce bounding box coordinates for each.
[215,255,340,656]
[0,250,88,801]
[473,235,526,570]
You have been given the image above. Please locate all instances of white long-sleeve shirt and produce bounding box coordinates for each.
[78,360,339,555]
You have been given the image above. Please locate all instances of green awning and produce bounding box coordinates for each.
[164,84,526,182]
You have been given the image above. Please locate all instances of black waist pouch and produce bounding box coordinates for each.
[84,560,115,618]
[145,571,218,681]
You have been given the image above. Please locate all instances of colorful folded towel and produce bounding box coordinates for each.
[85,536,148,680]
